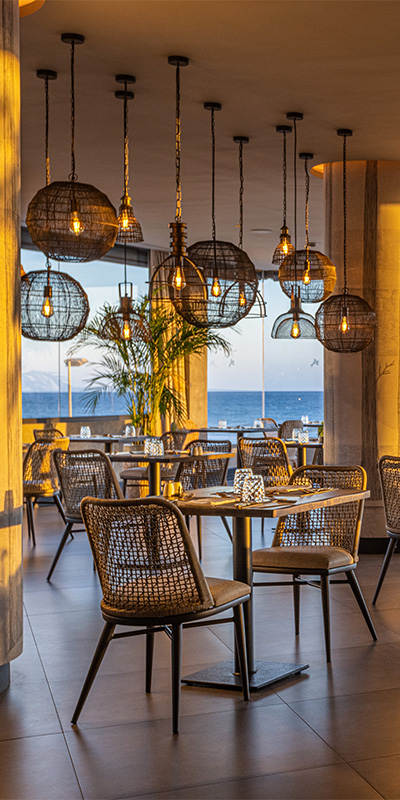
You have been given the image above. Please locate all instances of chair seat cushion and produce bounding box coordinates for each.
[252,546,354,571]
[120,467,148,481]
[205,576,251,608]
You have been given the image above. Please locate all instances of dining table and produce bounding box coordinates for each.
[172,483,370,692]
[109,449,234,496]
[68,434,138,454]
[283,438,323,467]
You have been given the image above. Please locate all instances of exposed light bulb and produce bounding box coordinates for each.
[339,315,349,333]
[282,240,289,255]
[70,209,84,236]
[211,276,221,297]
[120,209,130,229]
[41,295,53,318]
[239,291,247,307]
[172,265,186,291]
[302,269,311,285]
[122,319,132,340]
[290,319,300,339]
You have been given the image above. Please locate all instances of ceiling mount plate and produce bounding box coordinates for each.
[204,102,222,111]
[337,128,353,137]
[115,74,136,85]
[276,125,292,133]
[36,69,57,80]
[168,56,189,67]
[286,112,303,121]
[233,136,249,143]
[299,152,313,159]
[61,33,85,45]
[115,90,134,100]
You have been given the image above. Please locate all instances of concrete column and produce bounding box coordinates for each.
[322,160,400,546]
[0,0,23,687]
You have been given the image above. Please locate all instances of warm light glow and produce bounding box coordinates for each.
[340,315,349,333]
[282,240,289,255]
[41,296,53,318]
[172,265,186,291]
[303,269,311,285]
[290,319,300,339]
[120,209,130,229]
[70,210,84,236]
[239,292,247,307]
[211,277,221,297]
[122,320,132,340]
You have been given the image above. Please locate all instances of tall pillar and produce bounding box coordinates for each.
[0,0,23,688]
[323,160,400,546]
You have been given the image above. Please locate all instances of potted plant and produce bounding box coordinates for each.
[69,295,231,434]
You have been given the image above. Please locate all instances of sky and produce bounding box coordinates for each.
[21,248,323,394]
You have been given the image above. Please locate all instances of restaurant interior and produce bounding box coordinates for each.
[2,1,400,798]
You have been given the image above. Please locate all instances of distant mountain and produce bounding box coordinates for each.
[22,371,68,392]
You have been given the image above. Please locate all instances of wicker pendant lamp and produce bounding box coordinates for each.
[272,125,295,265]
[21,69,89,342]
[115,75,143,243]
[183,105,258,328]
[271,112,316,340]
[149,56,206,311]
[26,33,118,263]
[315,130,376,352]
[97,238,151,343]
[279,152,336,302]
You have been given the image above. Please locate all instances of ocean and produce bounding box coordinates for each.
[22,390,323,426]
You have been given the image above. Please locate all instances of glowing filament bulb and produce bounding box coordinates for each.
[122,319,132,340]
[239,291,247,307]
[303,269,311,285]
[290,319,300,339]
[172,265,186,291]
[41,295,53,318]
[282,240,289,255]
[120,209,130,229]
[340,315,349,333]
[211,276,221,297]
[70,210,84,236]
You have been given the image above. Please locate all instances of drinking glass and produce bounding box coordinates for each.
[124,425,135,437]
[291,428,301,442]
[301,415,309,424]
[233,468,253,494]
[80,426,91,439]
[253,419,263,428]
[298,430,309,443]
[218,419,227,429]
[241,474,265,503]
[144,437,164,455]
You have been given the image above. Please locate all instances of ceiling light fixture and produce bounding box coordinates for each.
[115,74,143,243]
[26,33,118,263]
[315,129,376,352]
[272,124,295,265]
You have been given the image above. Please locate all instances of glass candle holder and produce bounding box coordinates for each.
[233,468,253,494]
[80,426,91,439]
[298,430,309,443]
[291,428,301,442]
[241,474,265,503]
[144,438,164,455]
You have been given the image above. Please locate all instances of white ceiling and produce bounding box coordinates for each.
[19,0,400,270]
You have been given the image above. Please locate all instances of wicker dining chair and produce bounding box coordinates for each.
[23,438,69,546]
[33,428,64,442]
[120,430,190,497]
[177,439,232,559]
[260,418,279,437]
[46,449,123,581]
[373,455,400,604]
[238,437,292,537]
[277,419,304,440]
[72,496,250,734]
[252,464,377,662]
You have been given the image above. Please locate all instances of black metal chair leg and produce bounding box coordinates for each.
[122,478,127,497]
[373,537,397,605]
[293,577,300,635]
[221,516,232,542]
[71,622,115,724]
[320,575,331,663]
[26,497,36,547]
[146,629,155,693]
[53,492,66,524]
[196,517,202,561]
[233,604,250,701]
[171,624,182,735]
[47,521,73,581]
[346,570,378,641]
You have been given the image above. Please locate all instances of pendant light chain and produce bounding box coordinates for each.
[343,132,348,294]
[293,116,298,283]
[304,155,310,252]
[238,138,244,249]
[283,129,287,227]
[69,40,77,182]
[123,80,129,198]
[175,63,182,222]
[211,106,217,244]
[45,75,50,186]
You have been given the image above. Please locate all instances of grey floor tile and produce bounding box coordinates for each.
[0,734,82,800]
[351,754,400,799]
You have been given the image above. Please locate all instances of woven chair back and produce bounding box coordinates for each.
[178,439,231,490]
[260,418,278,432]
[81,497,214,617]
[273,464,366,558]
[160,430,189,481]
[23,438,70,494]
[53,449,123,520]
[238,437,291,487]
[278,419,304,440]
[378,455,400,534]
[33,428,64,442]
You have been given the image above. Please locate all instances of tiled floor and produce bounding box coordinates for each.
[2,503,400,799]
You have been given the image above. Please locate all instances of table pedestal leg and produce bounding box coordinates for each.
[148,462,161,496]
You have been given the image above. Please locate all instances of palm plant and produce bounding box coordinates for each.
[70,295,231,434]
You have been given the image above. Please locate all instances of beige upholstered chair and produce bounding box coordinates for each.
[373,455,400,604]
[47,449,123,581]
[23,438,70,546]
[72,497,250,734]
[252,464,377,662]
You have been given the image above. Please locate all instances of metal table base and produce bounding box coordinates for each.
[182,659,309,692]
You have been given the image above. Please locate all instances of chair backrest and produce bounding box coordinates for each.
[80,496,214,617]
[378,455,400,533]
[278,419,304,440]
[23,438,70,493]
[33,428,64,442]
[53,449,123,520]
[160,430,189,481]
[238,437,291,487]
[273,464,367,559]
[178,439,232,490]
[260,418,278,431]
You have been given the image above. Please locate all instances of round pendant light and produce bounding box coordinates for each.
[26,33,118,263]
[22,69,89,342]
[271,112,316,340]
[315,130,376,352]
[272,125,295,265]
[149,56,206,312]
[97,241,150,343]
[279,152,336,302]
[115,75,143,243]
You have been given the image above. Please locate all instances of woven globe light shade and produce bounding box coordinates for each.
[26,181,118,263]
[183,240,258,328]
[271,308,316,339]
[21,269,89,341]
[315,292,376,353]
[279,249,336,303]
[116,196,143,244]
